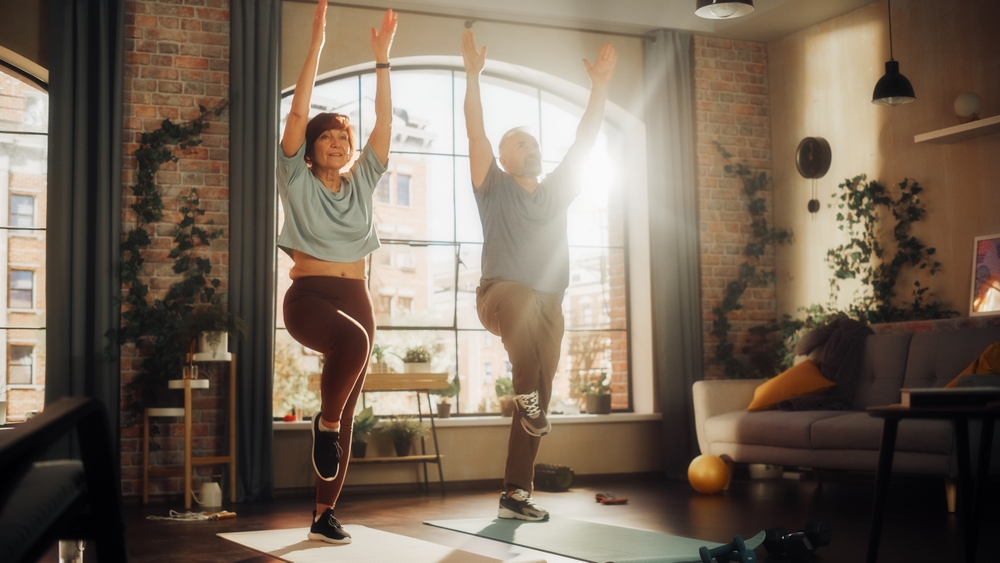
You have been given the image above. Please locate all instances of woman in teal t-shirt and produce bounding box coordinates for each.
[277,0,396,545]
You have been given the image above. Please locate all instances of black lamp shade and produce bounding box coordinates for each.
[695,0,754,19]
[872,60,915,106]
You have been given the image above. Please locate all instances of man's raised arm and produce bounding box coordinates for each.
[562,43,618,167]
[462,30,494,190]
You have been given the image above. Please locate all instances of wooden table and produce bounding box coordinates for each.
[357,372,449,494]
[866,403,1000,563]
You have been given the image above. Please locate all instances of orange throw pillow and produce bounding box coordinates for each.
[747,360,836,411]
[945,342,1000,388]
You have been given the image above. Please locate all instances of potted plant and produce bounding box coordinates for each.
[574,371,612,414]
[377,416,428,457]
[369,343,391,374]
[400,346,432,373]
[181,297,247,361]
[495,376,515,417]
[351,406,377,458]
[431,375,460,418]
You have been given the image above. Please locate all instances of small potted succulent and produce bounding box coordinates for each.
[431,375,461,418]
[495,376,515,417]
[400,346,432,373]
[574,371,612,415]
[351,406,377,458]
[378,416,428,457]
[369,343,391,374]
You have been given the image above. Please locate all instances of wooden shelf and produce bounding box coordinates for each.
[350,454,442,464]
[915,114,1000,144]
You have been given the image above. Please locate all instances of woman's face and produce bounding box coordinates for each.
[310,128,352,172]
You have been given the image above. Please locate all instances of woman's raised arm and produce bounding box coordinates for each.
[367,9,397,166]
[281,0,327,158]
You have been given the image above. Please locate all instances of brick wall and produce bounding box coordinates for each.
[119,0,231,500]
[692,36,774,380]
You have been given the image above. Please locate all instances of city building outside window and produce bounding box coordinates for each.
[274,66,629,417]
[0,64,48,419]
[10,195,34,227]
[9,270,34,309]
[8,344,33,385]
[395,173,410,207]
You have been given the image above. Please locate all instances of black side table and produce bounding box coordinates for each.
[866,403,1000,563]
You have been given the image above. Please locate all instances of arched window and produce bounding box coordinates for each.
[273,66,628,417]
[0,63,48,422]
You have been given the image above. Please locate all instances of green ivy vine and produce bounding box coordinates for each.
[709,142,792,378]
[109,101,229,420]
[773,174,956,373]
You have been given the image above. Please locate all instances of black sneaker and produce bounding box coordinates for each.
[498,489,549,521]
[514,391,551,437]
[308,508,352,544]
[312,412,342,481]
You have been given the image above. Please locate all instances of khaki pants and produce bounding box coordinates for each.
[476,279,565,492]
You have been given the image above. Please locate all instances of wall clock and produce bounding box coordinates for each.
[795,137,831,179]
[795,137,831,214]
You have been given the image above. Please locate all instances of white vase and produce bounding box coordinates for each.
[194,331,230,361]
[404,362,431,373]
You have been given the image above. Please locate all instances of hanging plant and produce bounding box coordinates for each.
[108,101,236,421]
[773,174,956,372]
[708,142,792,378]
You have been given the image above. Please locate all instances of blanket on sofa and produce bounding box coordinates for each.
[782,316,873,410]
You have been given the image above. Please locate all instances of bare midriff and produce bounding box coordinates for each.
[289,250,367,280]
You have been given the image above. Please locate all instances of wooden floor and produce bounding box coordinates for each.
[54,471,996,562]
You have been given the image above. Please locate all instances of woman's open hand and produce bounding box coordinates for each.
[583,43,617,87]
[311,0,327,49]
[371,9,398,64]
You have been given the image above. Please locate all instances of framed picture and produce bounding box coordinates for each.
[971,233,1000,316]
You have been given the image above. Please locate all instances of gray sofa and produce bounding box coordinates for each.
[693,325,1000,511]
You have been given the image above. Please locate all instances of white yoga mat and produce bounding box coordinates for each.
[218,525,545,563]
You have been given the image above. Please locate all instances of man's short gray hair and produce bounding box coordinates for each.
[499,126,534,151]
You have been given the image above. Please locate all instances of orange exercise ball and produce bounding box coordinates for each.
[688,454,730,494]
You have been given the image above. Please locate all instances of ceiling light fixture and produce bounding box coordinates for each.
[872,0,915,106]
[695,0,754,20]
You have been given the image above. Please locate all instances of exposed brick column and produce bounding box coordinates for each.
[692,36,774,380]
[119,0,230,500]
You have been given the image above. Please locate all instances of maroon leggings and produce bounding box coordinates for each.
[283,276,375,506]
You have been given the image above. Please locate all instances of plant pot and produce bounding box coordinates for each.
[585,394,612,415]
[403,362,431,373]
[195,331,230,361]
[393,439,412,457]
[352,441,367,458]
[0,400,6,425]
[499,397,515,417]
[369,361,390,374]
[436,402,452,418]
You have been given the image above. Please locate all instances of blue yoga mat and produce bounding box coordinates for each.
[425,516,764,563]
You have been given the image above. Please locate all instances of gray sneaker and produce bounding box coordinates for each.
[498,489,549,521]
[514,390,551,437]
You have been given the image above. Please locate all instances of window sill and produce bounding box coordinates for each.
[6,384,42,391]
[272,412,661,431]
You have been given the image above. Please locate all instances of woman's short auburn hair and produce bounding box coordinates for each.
[304,112,356,163]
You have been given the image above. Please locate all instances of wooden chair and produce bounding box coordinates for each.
[142,355,237,509]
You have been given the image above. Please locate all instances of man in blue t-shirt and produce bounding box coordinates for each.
[461,29,617,521]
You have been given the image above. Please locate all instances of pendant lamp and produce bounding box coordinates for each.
[695,0,754,19]
[872,0,915,106]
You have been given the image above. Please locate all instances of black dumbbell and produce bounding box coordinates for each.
[699,535,757,563]
[762,521,831,562]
